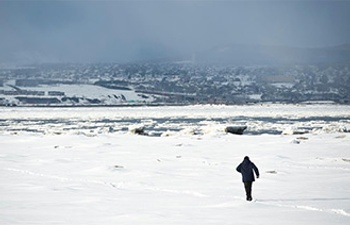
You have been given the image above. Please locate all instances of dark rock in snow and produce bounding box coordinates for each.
[129,126,147,135]
[225,126,247,135]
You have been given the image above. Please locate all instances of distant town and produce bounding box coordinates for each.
[0,62,349,106]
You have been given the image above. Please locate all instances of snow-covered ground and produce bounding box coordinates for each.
[28,84,152,102]
[1,105,350,224]
[0,83,156,106]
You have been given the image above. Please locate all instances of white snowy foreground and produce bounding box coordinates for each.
[1,105,350,224]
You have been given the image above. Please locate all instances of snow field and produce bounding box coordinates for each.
[0,84,155,106]
[1,132,350,225]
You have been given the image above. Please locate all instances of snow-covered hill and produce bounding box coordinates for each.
[1,133,350,224]
[1,105,349,224]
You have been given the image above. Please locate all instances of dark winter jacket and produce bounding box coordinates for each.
[236,157,259,182]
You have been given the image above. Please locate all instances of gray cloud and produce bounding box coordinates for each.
[1,0,350,64]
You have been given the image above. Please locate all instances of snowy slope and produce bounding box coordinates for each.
[1,133,349,225]
[1,105,350,225]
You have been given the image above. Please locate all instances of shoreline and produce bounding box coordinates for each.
[0,101,347,108]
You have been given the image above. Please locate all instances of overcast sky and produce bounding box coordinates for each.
[1,0,350,64]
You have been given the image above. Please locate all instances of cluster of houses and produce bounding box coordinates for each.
[0,62,349,106]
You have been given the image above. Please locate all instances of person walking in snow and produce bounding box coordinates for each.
[236,156,260,201]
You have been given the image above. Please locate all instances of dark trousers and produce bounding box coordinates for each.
[244,182,253,200]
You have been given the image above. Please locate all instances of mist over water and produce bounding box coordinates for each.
[1,1,350,64]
